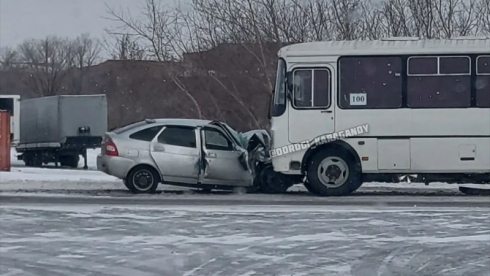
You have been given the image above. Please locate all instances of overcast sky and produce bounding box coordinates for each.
[0,0,162,48]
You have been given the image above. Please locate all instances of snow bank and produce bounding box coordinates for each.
[1,147,488,195]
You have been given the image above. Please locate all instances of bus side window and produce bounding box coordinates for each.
[407,56,471,108]
[339,56,402,109]
[292,69,330,108]
[293,70,312,107]
[476,55,490,108]
[313,69,330,107]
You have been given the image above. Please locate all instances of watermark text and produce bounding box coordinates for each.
[270,124,369,157]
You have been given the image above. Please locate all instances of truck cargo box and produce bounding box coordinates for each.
[19,95,108,145]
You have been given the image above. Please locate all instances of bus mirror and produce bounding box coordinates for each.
[267,92,273,119]
[286,71,293,85]
[286,72,294,97]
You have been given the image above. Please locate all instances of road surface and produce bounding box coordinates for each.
[1,200,490,276]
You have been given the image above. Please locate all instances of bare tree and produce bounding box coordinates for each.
[105,0,177,61]
[477,0,490,35]
[103,33,147,60]
[378,0,488,38]
[68,33,101,94]
[70,33,101,68]
[105,0,203,118]
[0,47,21,70]
[18,36,73,96]
[100,0,490,129]
[183,0,342,127]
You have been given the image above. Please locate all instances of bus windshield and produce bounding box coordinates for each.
[270,58,286,117]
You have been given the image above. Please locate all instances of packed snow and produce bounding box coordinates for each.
[1,204,489,276]
[1,147,489,196]
[1,149,489,276]
[0,148,193,193]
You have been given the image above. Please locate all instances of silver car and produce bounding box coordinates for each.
[97,118,293,193]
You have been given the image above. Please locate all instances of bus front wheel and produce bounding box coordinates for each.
[306,149,362,196]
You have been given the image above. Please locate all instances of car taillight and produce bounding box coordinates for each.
[105,140,119,156]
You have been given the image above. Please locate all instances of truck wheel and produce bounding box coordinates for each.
[60,155,79,168]
[67,155,80,168]
[306,149,362,196]
[24,153,40,167]
[24,159,32,167]
[23,154,33,167]
[125,166,160,194]
[32,154,43,167]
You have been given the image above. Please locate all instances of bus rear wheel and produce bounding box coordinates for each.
[306,149,362,196]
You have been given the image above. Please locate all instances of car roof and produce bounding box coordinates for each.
[111,118,222,135]
[151,118,212,127]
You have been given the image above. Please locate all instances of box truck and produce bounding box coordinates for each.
[16,94,108,169]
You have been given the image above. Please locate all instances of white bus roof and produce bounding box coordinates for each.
[278,37,490,57]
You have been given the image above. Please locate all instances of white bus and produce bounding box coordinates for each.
[268,37,490,196]
[0,94,21,145]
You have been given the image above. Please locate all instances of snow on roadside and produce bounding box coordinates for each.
[2,147,488,194]
[2,147,120,190]
[1,167,117,183]
[1,164,461,193]
[1,148,189,192]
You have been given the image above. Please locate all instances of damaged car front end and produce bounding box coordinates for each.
[98,118,294,194]
[209,121,295,193]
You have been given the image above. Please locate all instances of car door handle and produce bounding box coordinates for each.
[321,110,332,113]
[207,153,217,158]
[154,146,165,152]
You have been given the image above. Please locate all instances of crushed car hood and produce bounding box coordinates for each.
[209,121,271,173]
[209,120,270,153]
[240,129,270,151]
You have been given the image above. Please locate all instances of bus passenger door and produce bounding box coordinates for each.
[288,67,335,143]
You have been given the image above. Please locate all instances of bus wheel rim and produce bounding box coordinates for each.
[317,157,349,188]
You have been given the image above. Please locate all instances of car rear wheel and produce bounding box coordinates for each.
[125,166,160,194]
[306,148,362,196]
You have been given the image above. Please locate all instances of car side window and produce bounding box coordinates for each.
[204,128,232,151]
[157,126,196,148]
[129,126,163,141]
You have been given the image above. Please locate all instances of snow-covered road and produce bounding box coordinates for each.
[1,204,489,276]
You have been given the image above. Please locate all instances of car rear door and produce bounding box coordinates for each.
[150,125,200,184]
[199,126,253,186]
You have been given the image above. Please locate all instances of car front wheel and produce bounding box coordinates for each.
[125,166,160,194]
[255,163,293,194]
[306,148,362,196]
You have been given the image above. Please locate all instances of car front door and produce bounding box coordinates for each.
[199,126,253,187]
[150,125,200,184]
